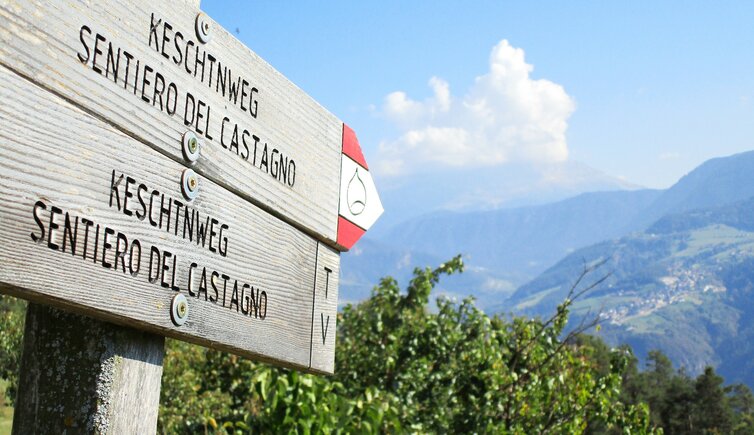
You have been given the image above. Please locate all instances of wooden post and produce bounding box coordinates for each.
[12,304,165,434]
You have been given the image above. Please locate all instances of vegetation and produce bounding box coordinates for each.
[620,350,754,434]
[509,197,754,388]
[0,258,752,433]
[0,295,23,434]
[159,257,653,433]
[0,295,23,407]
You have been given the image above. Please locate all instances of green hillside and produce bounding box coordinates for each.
[628,150,754,231]
[505,197,754,387]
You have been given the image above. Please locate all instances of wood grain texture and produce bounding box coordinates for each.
[13,303,165,434]
[0,0,343,247]
[309,243,340,374]
[0,64,338,373]
[108,326,165,431]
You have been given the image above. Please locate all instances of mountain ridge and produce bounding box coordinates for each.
[504,192,754,387]
[344,149,754,385]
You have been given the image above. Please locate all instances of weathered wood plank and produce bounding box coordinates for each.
[0,0,343,247]
[0,64,338,373]
[309,243,340,374]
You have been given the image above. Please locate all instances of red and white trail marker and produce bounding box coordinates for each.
[337,124,384,250]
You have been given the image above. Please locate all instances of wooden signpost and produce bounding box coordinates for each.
[0,0,382,432]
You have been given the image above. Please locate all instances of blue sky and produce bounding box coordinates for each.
[203,1,754,189]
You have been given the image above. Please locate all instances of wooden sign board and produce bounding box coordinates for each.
[0,0,342,245]
[0,1,382,374]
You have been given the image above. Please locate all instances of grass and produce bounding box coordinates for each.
[676,224,754,258]
[0,406,11,435]
[0,379,11,435]
[513,286,559,310]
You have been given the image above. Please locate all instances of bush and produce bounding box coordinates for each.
[159,257,655,433]
[0,295,25,406]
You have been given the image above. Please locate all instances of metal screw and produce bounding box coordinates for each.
[195,13,211,44]
[182,131,201,162]
[181,168,199,201]
[171,293,189,326]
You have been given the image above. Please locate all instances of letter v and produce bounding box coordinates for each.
[321,313,330,345]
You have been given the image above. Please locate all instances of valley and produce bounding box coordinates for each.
[344,149,754,388]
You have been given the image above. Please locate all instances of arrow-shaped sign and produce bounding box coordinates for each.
[337,125,384,250]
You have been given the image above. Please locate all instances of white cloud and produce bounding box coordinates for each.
[377,40,575,176]
[658,152,680,161]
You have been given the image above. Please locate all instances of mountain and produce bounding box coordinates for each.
[627,150,754,231]
[339,238,442,304]
[347,150,754,310]
[340,237,523,309]
[371,160,640,234]
[344,149,754,386]
[502,150,754,385]
[383,189,661,279]
[505,197,754,387]
[341,189,660,310]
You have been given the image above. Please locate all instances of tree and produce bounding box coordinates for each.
[160,256,655,433]
[692,367,733,433]
[0,295,25,406]
[660,372,695,434]
[727,383,754,434]
[620,350,754,434]
[646,350,678,426]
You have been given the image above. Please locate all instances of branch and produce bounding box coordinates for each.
[498,258,610,411]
